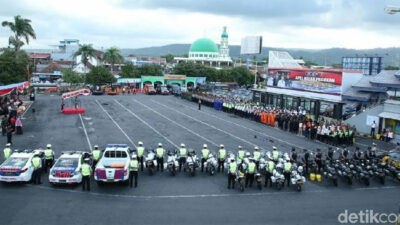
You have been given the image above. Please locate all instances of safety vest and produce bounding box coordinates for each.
[273,151,279,160]
[179,148,187,157]
[349,130,353,136]
[130,160,138,171]
[229,163,237,174]
[137,147,144,157]
[81,163,91,176]
[344,131,349,137]
[92,150,101,160]
[284,162,292,172]
[238,150,245,159]
[268,161,275,172]
[32,157,41,169]
[156,148,164,158]
[332,131,337,137]
[219,149,226,159]
[202,149,209,159]
[254,151,260,160]
[248,162,256,173]
[3,148,11,159]
[45,149,53,159]
[326,130,331,135]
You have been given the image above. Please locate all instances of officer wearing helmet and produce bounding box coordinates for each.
[253,146,261,169]
[228,158,237,189]
[81,158,91,191]
[201,144,209,172]
[129,154,139,188]
[3,143,11,160]
[137,141,145,171]
[44,144,54,173]
[156,143,165,172]
[290,147,298,163]
[218,144,226,172]
[284,158,292,187]
[245,158,256,188]
[237,146,245,161]
[272,146,279,161]
[178,143,187,172]
[92,145,101,170]
[31,153,42,185]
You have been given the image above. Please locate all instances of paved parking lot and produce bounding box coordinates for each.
[0,94,399,225]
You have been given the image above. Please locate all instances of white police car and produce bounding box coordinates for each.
[94,144,131,185]
[0,149,45,183]
[49,151,87,185]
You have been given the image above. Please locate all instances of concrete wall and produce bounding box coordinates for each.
[344,104,384,135]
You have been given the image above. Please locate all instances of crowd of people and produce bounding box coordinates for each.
[192,92,357,147]
[0,94,27,144]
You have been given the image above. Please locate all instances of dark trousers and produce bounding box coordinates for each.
[92,159,98,171]
[32,168,42,184]
[1,127,5,136]
[370,128,375,137]
[284,171,291,187]
[44,159,53,173]
[82,175,90,191]
[198,104,201,110]
[157,157,164,171]
[264,172,272,187]
[245,173,254,188]
[228,173,236,189]
[316,160,322,173]
[179,157,186,172]
[218,159,224,172]
[7,133,12,144]
[138,156,144,171]
[201,158,206,172]
[129,171,138,188]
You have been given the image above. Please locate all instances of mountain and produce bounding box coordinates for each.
[121,44,400,67]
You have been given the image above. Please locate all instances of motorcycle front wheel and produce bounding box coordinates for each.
[296,184,302,192]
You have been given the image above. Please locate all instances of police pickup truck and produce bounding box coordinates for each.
[0,149,45,183]
[94,144,131,185]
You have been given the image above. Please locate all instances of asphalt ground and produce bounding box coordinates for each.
[0,94,399,225]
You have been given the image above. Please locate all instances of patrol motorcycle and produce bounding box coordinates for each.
[167,150,178,176]
[236,170,246,192]
[271,160,285,190]
[145,149,157,176]
[291,164,306,192]
[323,164,338,186]
[339,162,353,185]
[355,163,370,186]
[205,152,217,176]
[254,171,263,190]
[185,151,198,176]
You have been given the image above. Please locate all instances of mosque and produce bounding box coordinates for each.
[174,27,233,67]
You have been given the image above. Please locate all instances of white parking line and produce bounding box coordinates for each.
[154,99,300,149]
[79,114,92,151]
[95,100,137,148]
[29,184,399,200]
[128,99,219,148]
[113,100,179,149]
[148,100,265,151]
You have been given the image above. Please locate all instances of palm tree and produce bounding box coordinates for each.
[2,15,36,51]
[73,44,96,73]
[103,47,124,73]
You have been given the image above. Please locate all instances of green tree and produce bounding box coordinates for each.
[85,66,116,85]
[384,65,399,70]
[138,64,162,76]
[62,68,84,84]
[229,67,253,85]
[0,49,31,85]
[73,44,96,73]
[304,60,318,67]
[120,62,140,78]
[162,54,174,63]
[103,47,124,73]
[2,15,36,51]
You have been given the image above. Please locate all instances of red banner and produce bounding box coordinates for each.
[62,89,91,99]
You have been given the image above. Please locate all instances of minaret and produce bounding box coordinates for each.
[219,26,229,59]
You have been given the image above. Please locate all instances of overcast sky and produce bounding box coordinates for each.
[0,0,399,50]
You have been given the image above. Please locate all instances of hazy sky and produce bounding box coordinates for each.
[0,0,399,50]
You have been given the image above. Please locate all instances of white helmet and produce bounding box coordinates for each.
[254,146,259,150]
[46,144,52,148]
[203,144,208,148]
[138,141,143,146]
[131,154,137,159]
[181,143,185,147]
[273,146,277,150]
[94,145,99,149]
[158,143,162,147]
[220,144,224,148]
[238,146,243,150]
[6,143,11,147]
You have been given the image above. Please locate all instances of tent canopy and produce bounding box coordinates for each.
[0,81,29,96]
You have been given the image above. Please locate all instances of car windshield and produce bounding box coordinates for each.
[104,150,128,158]
[2,157,29,167]
[54,158,79,168]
